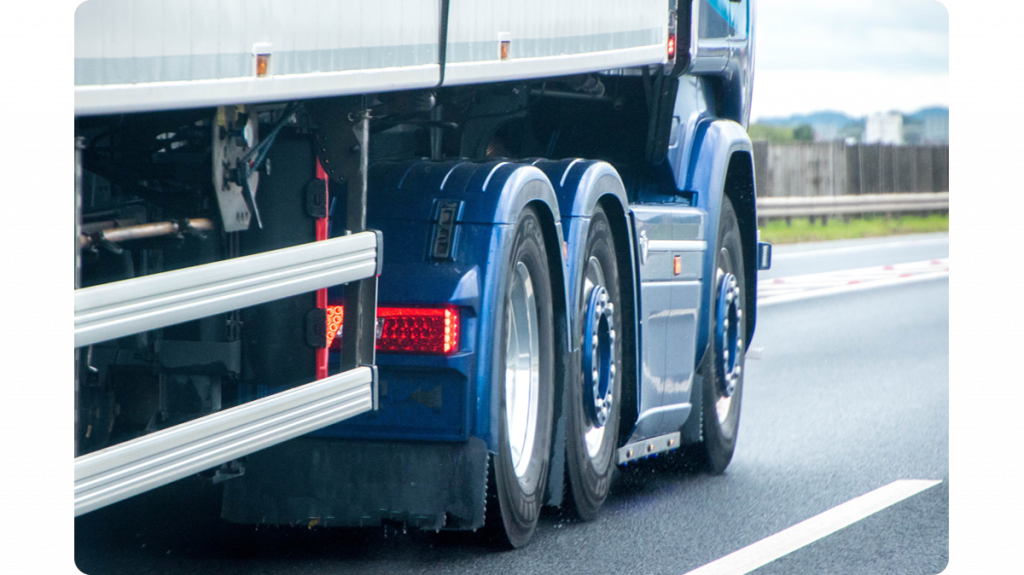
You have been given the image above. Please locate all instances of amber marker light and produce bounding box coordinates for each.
[674,255,682,276]
[256,54,270,77]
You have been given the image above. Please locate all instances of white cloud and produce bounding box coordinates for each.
[753,0,949,117]
[750,69,949,120]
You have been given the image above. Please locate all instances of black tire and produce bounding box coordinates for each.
[693,195,746,474]
[485,205,555,549]
[564,207,622,521]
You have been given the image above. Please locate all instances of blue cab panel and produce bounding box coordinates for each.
[627,205,706,442]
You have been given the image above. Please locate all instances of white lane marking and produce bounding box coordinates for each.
[681,479,943,575]
[758,259,948,306]
[770,236,948,259]
[758,272,948,307]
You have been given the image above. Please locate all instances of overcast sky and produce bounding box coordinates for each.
[750,0,949,121]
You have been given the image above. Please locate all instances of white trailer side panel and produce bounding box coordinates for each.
[74,0,669,116]
[442,0,667,85]
[75,0,441,115]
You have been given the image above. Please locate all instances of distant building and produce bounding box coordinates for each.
[864,112,903,145]
[921,114,949,144]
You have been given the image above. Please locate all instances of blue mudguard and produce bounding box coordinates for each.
[317,159,570,454]
[678,119,755,362]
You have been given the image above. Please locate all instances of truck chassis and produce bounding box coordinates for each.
[74,0,769,548]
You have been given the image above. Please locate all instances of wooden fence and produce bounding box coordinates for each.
[752,142,949,197]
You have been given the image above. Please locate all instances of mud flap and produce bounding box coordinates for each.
[221,436,489,531]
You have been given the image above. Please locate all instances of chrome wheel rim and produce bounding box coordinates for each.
[506,261,540,480]
[714,247,743,426]
[581,257,614,460]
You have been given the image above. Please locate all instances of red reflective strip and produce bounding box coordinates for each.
[315,160,329,379]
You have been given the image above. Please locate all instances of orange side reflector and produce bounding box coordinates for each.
[326,305,344,348]
[256,54,270,77]
[674,255,682,276]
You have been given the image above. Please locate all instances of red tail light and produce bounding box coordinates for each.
[327,305,460,355]
[667,33,676,60]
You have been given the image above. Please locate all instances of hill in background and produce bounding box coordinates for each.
[751,107,948,144]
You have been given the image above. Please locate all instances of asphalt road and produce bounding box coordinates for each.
[74,234,949,575]
[760,232,949,280]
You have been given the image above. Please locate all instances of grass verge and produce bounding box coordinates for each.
[759,213,948,244]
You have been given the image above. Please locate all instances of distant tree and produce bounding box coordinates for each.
[747,123,795,144]
[792,124,815,142]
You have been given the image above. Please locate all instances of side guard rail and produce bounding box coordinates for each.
[74,366,376,516]
[74,231,381,516]
[75,231,379,348]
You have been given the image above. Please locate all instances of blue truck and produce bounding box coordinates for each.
[74,0,770,548]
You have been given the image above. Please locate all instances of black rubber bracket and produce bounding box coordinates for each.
[305,308,328,348]
[305,179,329,218]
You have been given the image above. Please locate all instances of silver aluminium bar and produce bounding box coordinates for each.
[75,231,379,347]
[75,366,376,516]
[74,138,83,456]
[647,240,707,252]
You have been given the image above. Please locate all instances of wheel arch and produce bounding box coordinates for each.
[595,193,640,449]
[684,120,757,364]
[531,160,639,449]
[722,150,758,349]
[520,196,572,508]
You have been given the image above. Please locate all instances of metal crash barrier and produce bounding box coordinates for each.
[756,192,949,218]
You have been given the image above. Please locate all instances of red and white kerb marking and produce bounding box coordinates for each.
[758,259,949,306]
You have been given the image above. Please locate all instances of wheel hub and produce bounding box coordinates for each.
[715,273,742,398]
[582,285,615,428]
[506,262,540,480]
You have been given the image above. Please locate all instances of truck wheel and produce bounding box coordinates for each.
[487,205,555,548]
[565,206,621,521]
[695,196,746,474]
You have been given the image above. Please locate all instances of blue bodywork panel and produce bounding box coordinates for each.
[628,205,706,441]
[314,159,569,453]
[313,72,756,450]
[666,75,755,363]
